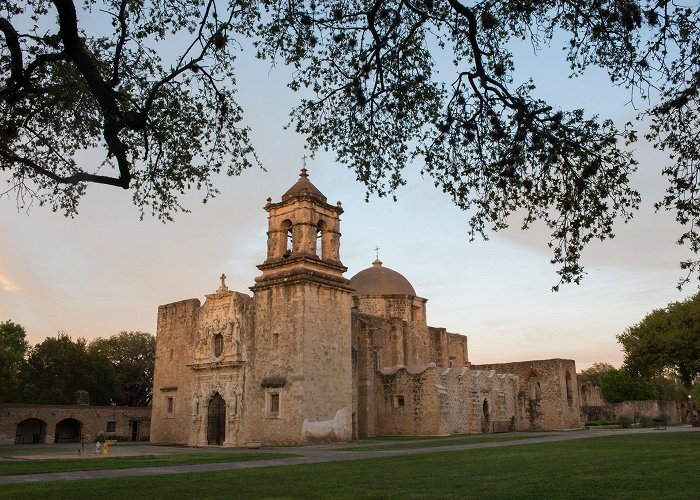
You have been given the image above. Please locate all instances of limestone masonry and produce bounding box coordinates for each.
[151,170,581,446]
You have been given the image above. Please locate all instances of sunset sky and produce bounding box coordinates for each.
[0,11,694,371]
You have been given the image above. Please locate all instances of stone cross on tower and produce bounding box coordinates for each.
[217,273,229,293]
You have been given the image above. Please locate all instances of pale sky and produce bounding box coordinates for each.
[0,10,693,371]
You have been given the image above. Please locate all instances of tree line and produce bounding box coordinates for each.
[580,293,700,404]
[0,321,154,407]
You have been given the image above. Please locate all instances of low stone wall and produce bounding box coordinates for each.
[582,399,690,425]
[0,403,151,445]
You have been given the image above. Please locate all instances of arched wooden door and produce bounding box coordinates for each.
[207,393,226,445]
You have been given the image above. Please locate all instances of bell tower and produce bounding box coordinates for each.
[246,169,353,444]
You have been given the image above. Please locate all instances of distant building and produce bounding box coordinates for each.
[151,170,581,446]
[0,403,150,445]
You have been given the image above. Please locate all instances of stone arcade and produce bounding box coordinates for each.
[151,170,581,446]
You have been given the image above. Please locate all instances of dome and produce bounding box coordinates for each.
[281,168,327,203]
[349,259,416,297]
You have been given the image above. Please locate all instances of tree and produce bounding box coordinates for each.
[0,320,28,402]
[23,333,118,405]
[1,0,257,220]
[89,331,155,407]
[577,362,615,388]
[618,293,700,390]
[600,368,657,403]
[2,1,699,287]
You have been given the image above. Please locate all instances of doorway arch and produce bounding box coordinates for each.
[207,393,226,445]
[54,418,81,443]
[15,418,46,444]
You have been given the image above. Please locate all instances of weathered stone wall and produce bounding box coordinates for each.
[445,332,469,368]
[582,399,690,425]
[579,381,606,407]
[150,298,199,444]
[245,283,306,445]
[472,359,582,430]
[351,314,384,437]
[353,296,427,325]
[351,310,474,436]
[1,403,150,445]
[302,282,353,442]
[246,280,352,445]
[374,365,519,436]
[375,365,442,435]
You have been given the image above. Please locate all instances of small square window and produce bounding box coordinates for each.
[167,397,174,413]
[106,421,116,433]
[394,395,405,408]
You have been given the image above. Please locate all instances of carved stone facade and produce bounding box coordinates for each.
[151,170,581,446]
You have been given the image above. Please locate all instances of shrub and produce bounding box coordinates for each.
[638,416,655,428]
[585,420,619,426]
[617,416,633,428]
[94,433,131,442]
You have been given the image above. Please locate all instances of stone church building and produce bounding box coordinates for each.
[151,170,581,446]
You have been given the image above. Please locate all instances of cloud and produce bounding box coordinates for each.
[0,272,21,292]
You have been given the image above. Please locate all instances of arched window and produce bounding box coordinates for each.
[565,371,573,402]
[529,375,541,401]
[316,220,326,258]
[281,220,293,256]
[214,333,224,357]
[482,399,490,420]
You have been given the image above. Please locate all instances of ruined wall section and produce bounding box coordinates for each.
[446,333,469,367]
[579,381,606,407]
[472,359,581,430]
[151,299,200,444]
[375,365,442,435]
[373,365,519,436]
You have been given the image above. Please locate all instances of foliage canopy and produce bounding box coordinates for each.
[618,293,700,389]
[1,1,699,287]
[1,326,155,406]
[89,331,155,406]
[599,367,658,403]
[0,320,28,402]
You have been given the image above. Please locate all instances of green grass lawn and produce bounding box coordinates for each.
[1,432,699,499]
[336,433,535,451]
[0,452,296,476]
